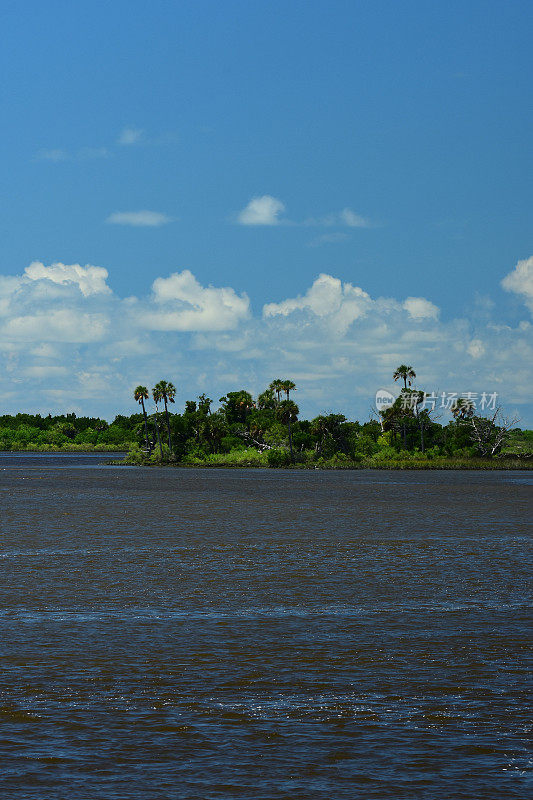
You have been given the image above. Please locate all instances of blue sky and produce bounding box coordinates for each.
[1,1,532,422]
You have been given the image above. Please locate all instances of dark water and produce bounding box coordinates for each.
[0,457,531,799]
[0,452,126,468]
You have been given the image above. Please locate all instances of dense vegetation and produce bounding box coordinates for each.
[0,412,136,451]
[3,367,530,469]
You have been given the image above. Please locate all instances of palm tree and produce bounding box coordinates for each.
[257,388,276,410]
[134,385,151,453]
[151,385,164,458]
[393,364,416,389]
[407,389,427,452]
[393,367,416,448]
[269,379,285,404]
[281,379,296,400]
[276,400,299,462]
[154,380,176,451]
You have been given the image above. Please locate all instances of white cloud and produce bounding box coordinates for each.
[23,365,69,378]
[402,297,440,320]
[106,211,172,227]
[5,310,108,343]
[0,261,531,423]
[237,198,372,230]
[144,270,250,331]
[264,273,372,334]
[35,126,175,165]
[263,275,439,335]
[467,338,485,358]
[237,195,286,226]
[339,208,371,228]
[25,261,111,297]
[0,276,23,316]
[502,256,533,312]
[304,208,372,228]
[117,127,144,145]
[30,343,59,359]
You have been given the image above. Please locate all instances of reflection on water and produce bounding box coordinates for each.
[0,459,531,799]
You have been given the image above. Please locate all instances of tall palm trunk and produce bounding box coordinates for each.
[163,397,172,451]
[141,397,151,453]
[288,418,294,461]
[153,407,164,458]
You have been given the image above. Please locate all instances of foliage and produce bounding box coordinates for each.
[267,448,292,467]
[2,367,531,469]
[0,412,135,451]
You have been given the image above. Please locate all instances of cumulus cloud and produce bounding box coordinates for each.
[237,195,286,225]
[0,261,112,349]
[117,127,144,145]
[0,260,531,423]
[25,261,111,297]
[238,198,372,230]
[262,275,441,335]
[502,256,533,312]
[144,270,250,331]
[6,310,108,343]
[263,273,371,325]
[106,211,172,227]
[467,338,485,358]
[402,297,440,320]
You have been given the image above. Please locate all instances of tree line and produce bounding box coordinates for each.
[0,365,530,463]
[133,378,300,463]
[126,367,530,466]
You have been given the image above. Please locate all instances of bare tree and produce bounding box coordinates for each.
[235,427,273,452]
[469,407,520,457]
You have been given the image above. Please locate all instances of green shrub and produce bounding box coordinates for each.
[267,448,292,467]
[124,443,146,465]
[369,445,401,463]
[350,434,380,458]
[220,435,247,453]
[149,444,173,463]
[213,448,268,467]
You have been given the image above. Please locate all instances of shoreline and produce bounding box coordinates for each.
[0,448,129,454]
[108,458,533,471]
[2,451,530,470]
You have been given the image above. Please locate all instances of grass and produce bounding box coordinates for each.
[115,448,533,470]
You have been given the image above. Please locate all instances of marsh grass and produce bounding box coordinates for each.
[117,445,532,470]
